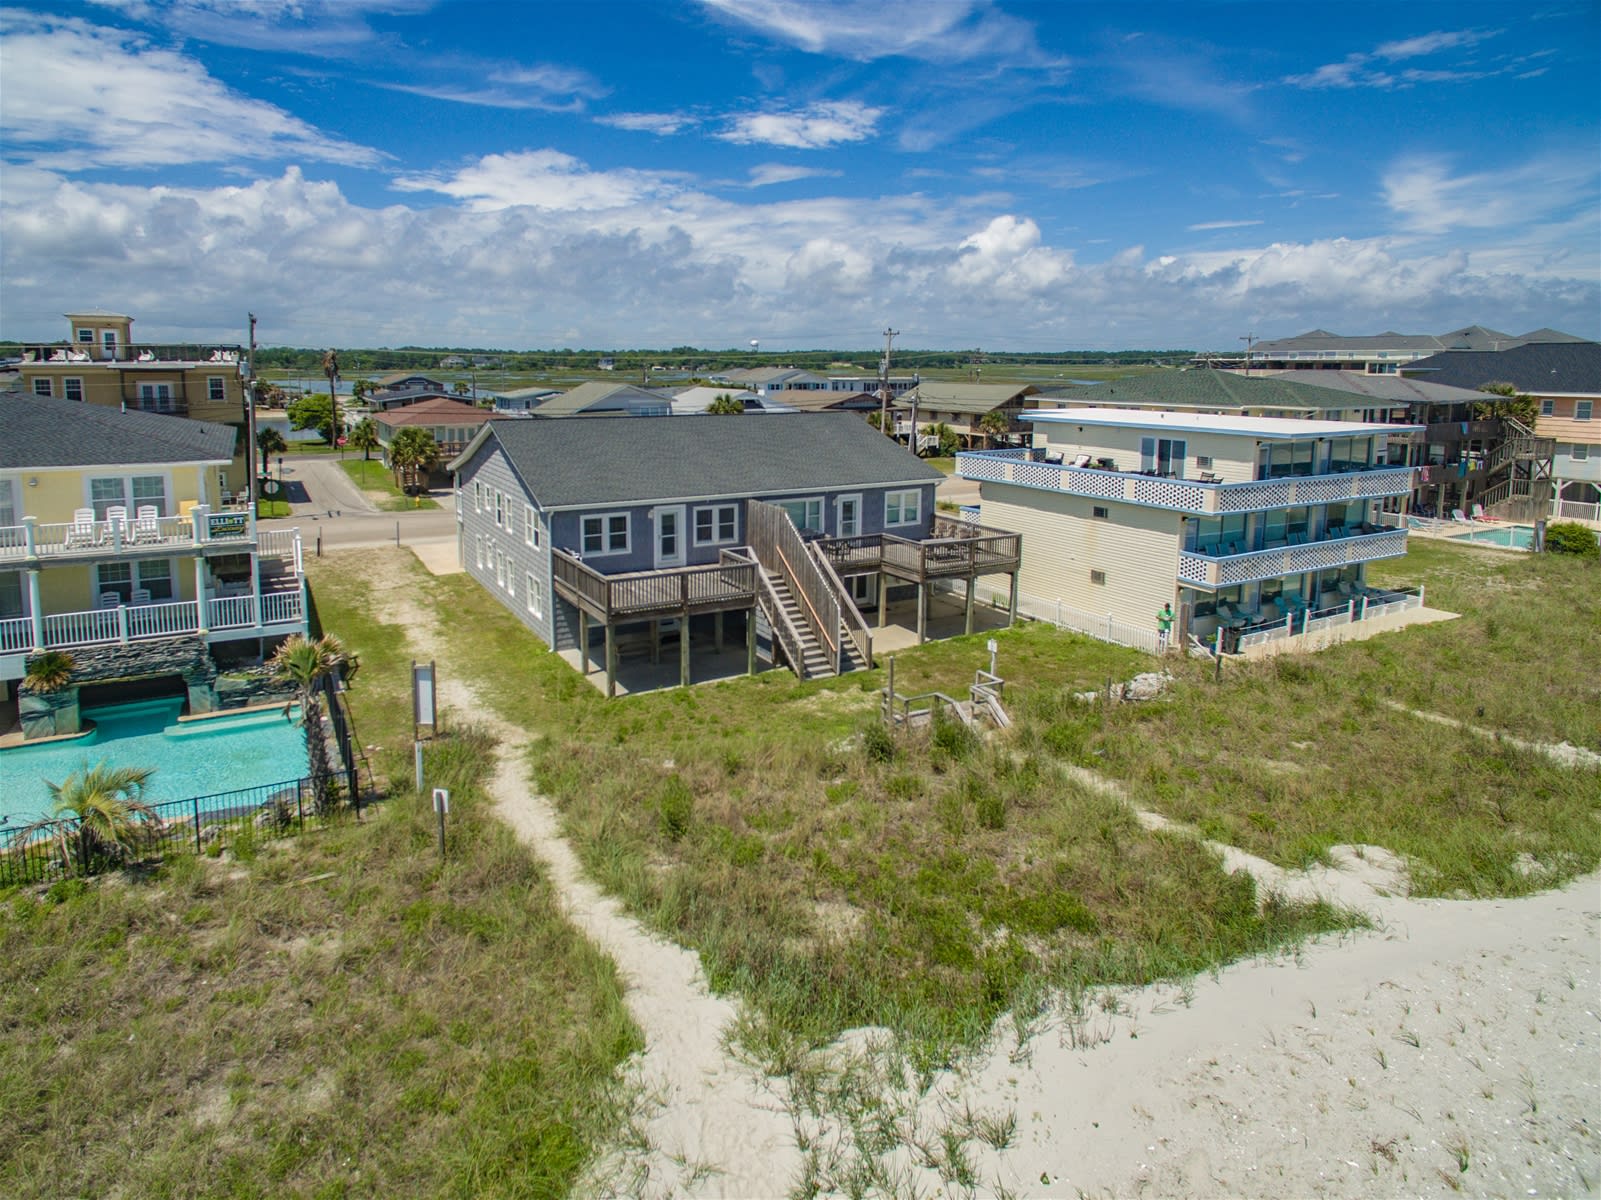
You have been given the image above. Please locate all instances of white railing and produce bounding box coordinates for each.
[1,616,30,653]
[262,589,304,626]
[956,451,1414,516]
[0,509,283,563]
[259,529,298,558]
[1235,587,1424,650]
[42,607,122,648]
[1553,499,1601,523]
[209,594,257,630]
[1177,529,1409,587]
[125,599,199,640]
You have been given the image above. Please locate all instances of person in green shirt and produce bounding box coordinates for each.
[1156,602,1174,649]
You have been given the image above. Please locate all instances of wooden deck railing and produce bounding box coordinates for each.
[552,551,758,622]
[747,500,841,667]
[816,518,1021,583]
[808,542,872,668]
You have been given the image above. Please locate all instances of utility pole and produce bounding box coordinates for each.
[877,327,898,440]
[1239,332,1256,376]
[246,312,259,503]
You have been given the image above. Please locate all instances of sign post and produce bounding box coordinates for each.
[412,660,437,739]
[432,788,450,861]
[986,637,998,677]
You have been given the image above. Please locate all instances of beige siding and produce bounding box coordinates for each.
[978,481,1182,626]
[1033,425,1258,479]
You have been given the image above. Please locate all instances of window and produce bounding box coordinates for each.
[90,477,125,519]
[0,571,22,620]
[777,497,823,532]
[494,490,505,528]
[525,504,539,548]
[1090,569,1107,585]
[1091,505,1109,520]
[139,559,173,601]
[494,549,505,587]
[693,504,738,546]
[1139,437,1187,478]
[204,376,225,402]
[0,480,13,528]
[1577,401,1593,421]
[97,562,132,602]
[581,512,630,556]
[76,328,93,344]
[1541,399,1555,417]
[32,378,51,398]
[1572,444,1591,461]
[884,490,921,527]
[1195,455,1213,469]
[64,378,84,402]
[475,535,484,569]
[102,331,117,353]
[526,572,544,618]
[138,383,174,412]
[474,481,483,512]
[131,476,166,516]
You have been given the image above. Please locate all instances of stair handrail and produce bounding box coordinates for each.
[746,501,841,667]
[725,547,812,678]
[808,540,872,669]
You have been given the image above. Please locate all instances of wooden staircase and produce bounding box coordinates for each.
[761,569,833,680]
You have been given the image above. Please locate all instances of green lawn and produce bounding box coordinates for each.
[339,458,440,511]
[255,498,291,518]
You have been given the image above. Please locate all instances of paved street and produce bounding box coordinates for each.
[261,453,458,551]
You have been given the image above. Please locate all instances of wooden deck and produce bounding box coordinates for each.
[815,515,1021,583]
[552,552,759,624]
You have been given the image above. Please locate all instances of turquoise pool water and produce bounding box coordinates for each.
[1448,524,1535,550]
[0,698,308,822]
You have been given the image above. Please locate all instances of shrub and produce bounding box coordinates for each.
[931,712,978,763]
[657,774,693,842]
[1544,521,1599,558]
[974,791,1006,830]
[861,720,897,764]
[22,650,75,694]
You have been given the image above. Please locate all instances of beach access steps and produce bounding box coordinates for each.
[883,667,1010,732]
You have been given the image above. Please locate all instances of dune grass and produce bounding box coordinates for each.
[0,619,640,1198]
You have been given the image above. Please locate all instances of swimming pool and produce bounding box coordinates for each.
[1448,524,1536,550]
[0,697,308,822]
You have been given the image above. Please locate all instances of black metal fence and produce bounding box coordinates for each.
[0,768,353,888]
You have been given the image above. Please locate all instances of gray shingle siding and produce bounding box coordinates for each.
[456,439,555,648]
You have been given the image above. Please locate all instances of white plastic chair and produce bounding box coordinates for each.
[104,506,128,542]
[130,506,160,544]
[67,508,98,548]
[98,591,122,609]
[130,587,152,604]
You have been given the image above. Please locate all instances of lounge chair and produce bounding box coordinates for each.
[1070,453,1091,468]
[1470,503,1492,521]
[1451,508,1469,523]
[66,508,98,549]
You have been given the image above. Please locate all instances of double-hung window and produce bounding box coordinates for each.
[1577,400,1593,421]
[1541,399,1555,417]
[693,504,737,546]
[581,512,630,556]
[131,475,166,516]
[526,572,544,618]
[524,504,539,548]
[1572,443,1591,461]
[777,497,823,533]
[32,378,52,398]
[0,480,14,528]
[207,376,226,402]
[884,489,921,527]
[64,378,84,402]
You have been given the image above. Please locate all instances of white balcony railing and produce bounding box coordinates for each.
[0,506,263,564]
[956,451,1415,516]
[1176,529,1409,589]
[1,585,306,657]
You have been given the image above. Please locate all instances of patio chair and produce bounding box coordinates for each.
[1470,503,1491,521]
[66,508,98,549]
[104,506,128,543]
[98,591,122,609]
[1450,508,1469,523]
[129,507,160,544]
[1070,453,1091,468]
[130,587,152,604]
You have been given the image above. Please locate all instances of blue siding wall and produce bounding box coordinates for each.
[456,441,555,649]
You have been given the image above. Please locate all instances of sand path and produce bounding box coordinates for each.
[372,568,797,1199]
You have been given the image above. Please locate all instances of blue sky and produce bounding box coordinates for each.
[1,0,1597,350]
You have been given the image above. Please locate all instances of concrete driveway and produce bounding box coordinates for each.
[277,454,380,517]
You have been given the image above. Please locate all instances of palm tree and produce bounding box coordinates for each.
[24,761,159,876]
[322,350,341,446]
[257,426,288,461]
[347,418,379,461]
[706,392,745,415]
[270,634,355,815]
[388,427,441,491]
[976,409,1011,450]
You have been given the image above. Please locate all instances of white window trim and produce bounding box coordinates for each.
[581,511,631,557]
[85,470,172,519]
[63,377,84,402]
[32,378,52,398]
[1571,443,1591,461]
[1540,399,1555,416]
[1576,401,1593,421]
[475,534,484,569]
[692,503,738,547]
[526,571,543,618]
[835,493,862,538]
[524,504,539,548]
[885,488,921,528]
[777,496,824,533]
[206,375,226,402]
[494,490,505,528]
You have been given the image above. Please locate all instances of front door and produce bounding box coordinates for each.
[836,494,861,538]
[654,505,686,568]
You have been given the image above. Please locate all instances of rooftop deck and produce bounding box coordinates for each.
[957,448,1415,514]
[815,515,1022,583]
[0,510,297,568]
[552,550,759,625]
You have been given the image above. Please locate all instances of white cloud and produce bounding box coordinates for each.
[0,12,381,169]
[85,0,429,57]
[696,0,1054,65]
[392,150,687,212]
[1188,219,1264,231]
[597,111,698,135]
[1382,153,1598,236]
[717,101,882,149]
[2,164,1594,351]
[747,163,841,186]
[1285,27,1504,90]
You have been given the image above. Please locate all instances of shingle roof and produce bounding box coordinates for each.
[1,392,238,469]
[533,381,669,416]
[1255,372,1489,407]
[1046,370,1388,412]
[373,397,499,428]
[895,381,1039,413]
[1254,325,1589,356]
[1402,342,1601,395]
[459,412,942,508]
[375,372,442,388]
